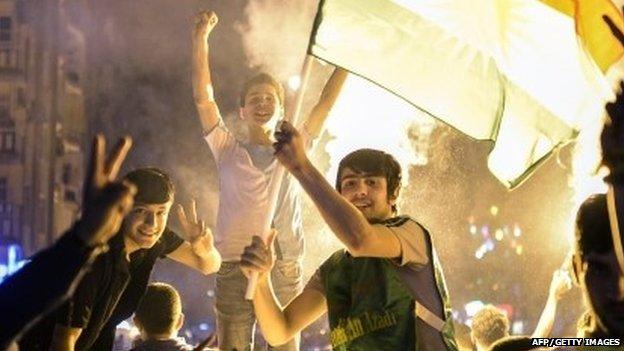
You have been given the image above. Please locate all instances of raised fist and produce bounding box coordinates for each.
[193,11,219,42]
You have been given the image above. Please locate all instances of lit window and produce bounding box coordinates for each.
[0,131,14,152]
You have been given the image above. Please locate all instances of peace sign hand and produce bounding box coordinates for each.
[76,135,136,247]
[177,199,215,255]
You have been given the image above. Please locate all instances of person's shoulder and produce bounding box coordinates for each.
[150,228,184,255]
[382,215,412,227]
[383,215,428,234]
[319,249,349,269]
[204,118,230,137]
[84,236,121,275]
[383,215,426,229]
[160,227,178,240]
[155,228,183,246]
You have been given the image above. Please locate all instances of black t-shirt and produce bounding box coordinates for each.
[19,228,183,351]
[89,230,186,351]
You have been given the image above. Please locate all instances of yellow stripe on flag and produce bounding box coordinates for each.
[541,0,575,16]
[541,0,624,72]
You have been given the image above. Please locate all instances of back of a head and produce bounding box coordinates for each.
[575,194,613,259]
[488,336,536,351]
[336,148,402,197]
[124,168,174,205]
[135,282,182,336]
[471,305,510,349]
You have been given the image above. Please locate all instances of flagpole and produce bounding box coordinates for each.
[245,55,315,300]
[607,185,624,274]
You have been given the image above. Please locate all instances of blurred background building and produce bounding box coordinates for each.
[0,0,86,275]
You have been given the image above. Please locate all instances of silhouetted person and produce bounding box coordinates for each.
[0,136,136,350]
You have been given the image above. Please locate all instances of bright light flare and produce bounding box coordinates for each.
[489,205,499,216]
[323,75,436,188]
[288,75,301,91]
[469,224,477,235]
[569,119,609,246]
[302,225,342,278]
[465,300,485,317]
[495,229,504,241]
[572,127,608,204]
[512,320,524,334]
[117,321,140,339]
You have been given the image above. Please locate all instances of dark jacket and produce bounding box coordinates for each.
[0,227,104,349]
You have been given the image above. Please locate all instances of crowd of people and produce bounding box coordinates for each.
[1,8,624,351]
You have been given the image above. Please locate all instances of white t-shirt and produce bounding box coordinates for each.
[204,121,305,262]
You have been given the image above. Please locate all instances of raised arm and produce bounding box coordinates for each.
[301,68,347,139]
[167,200,221,275]
[192,11,221,132]
[0,136,135,348]
[273,122,402,258]
[531,269,572,338]
[240,234,327,346]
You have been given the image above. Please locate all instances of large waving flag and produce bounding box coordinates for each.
[308,0,612,188]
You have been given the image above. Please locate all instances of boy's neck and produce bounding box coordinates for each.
[243,123,273,146]
[143,331,177,341]
[122,234,141,259]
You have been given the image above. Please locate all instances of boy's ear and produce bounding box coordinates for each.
[389,186,400,204]
[175,312,185,331]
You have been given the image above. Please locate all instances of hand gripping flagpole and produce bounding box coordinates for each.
[245,55,315,300]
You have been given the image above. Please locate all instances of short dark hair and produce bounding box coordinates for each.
[575,194,614,259]
[135,283,181,336]
[335,149,402,212]
[239,72,285,108]
[124,168,174,205]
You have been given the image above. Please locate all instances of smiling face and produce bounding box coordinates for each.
[335,149,403,222]
[122,200,173,252]
[240,82,283,130]
[338,167,396,222]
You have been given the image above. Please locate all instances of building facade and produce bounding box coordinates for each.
[0,0,86,262]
